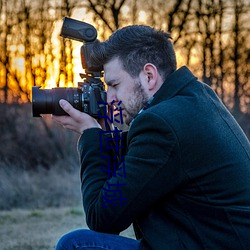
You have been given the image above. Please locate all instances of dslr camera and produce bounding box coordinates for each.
[32,17,106,117]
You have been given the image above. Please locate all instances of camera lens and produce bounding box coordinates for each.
[32,86,82,117]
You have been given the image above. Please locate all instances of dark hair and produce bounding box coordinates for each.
[91,25,177,80]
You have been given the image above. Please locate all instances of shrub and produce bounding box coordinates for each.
[0,103,81,210]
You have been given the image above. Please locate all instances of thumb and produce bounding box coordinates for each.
[59,99,72,114]
[59,99,87,121]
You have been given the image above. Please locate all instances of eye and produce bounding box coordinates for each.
[112,83,119,88]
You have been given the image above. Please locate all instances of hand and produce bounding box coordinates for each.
[52,99,101,134]
[96,104,115,131]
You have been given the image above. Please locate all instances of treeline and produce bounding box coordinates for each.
[0,0,249,115]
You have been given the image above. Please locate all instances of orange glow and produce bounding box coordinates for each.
[3,6,248,117]
[2,11,100,104]
[176,51,186,68]
[138,11,147,23]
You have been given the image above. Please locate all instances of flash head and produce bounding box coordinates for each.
[60,17,97,42]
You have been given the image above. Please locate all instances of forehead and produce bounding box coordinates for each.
[103,57,124,82]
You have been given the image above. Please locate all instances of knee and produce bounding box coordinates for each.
[56,231,72,250]
[56,229,87,250]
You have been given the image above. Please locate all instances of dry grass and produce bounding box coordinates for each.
[0,207,83,250]
[0,206,135,250]
[0,162,82,210]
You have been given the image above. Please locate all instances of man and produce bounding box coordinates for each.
[53,25,250,249]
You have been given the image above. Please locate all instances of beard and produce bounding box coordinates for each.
[122,80,150,125]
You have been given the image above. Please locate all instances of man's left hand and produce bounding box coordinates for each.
[52,99,101,134]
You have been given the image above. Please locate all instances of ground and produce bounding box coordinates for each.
[0,206,135,250]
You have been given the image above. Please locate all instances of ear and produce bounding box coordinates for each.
[142,63,159,91]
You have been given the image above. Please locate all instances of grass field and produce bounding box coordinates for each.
[0,206,135,250]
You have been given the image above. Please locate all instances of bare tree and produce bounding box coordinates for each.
[86,0,126,31]
[169,0,249,114]
[55,0,79,87]
[82,0,249,115]
[230,0,249,116]
[0,0,31,102]
[1,0,249,115]
[0,0,9,102]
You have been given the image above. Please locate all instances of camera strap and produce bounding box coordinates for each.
[93,88,103,105]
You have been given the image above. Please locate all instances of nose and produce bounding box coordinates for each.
[107,88,118,105]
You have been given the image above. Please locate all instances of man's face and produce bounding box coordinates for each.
[104,57,150,125]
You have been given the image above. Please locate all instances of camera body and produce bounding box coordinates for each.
[32,17,106,117]
[76,79,106,117]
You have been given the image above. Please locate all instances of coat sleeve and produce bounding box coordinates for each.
[78,111,186,234]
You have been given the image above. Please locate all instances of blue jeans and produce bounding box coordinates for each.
[56,229,140,249]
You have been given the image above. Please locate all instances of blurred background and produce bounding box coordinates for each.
[0,0,249,211]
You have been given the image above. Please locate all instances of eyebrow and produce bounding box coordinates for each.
[105,79,117,87]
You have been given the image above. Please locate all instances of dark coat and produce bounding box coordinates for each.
[78,66,250,249]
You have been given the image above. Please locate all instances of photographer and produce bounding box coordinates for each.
[53,25,250,249]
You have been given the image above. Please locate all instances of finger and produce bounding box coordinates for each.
[59,99,85,121]
[51,114,69,125]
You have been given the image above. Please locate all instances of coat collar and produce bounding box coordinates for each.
[129,66,197,126]
[150,66,197,107]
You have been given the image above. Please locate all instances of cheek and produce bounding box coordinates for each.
[116,91,122,102]
[107,89,116,102]
[117,90,129,105]
[114,87,123,102]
